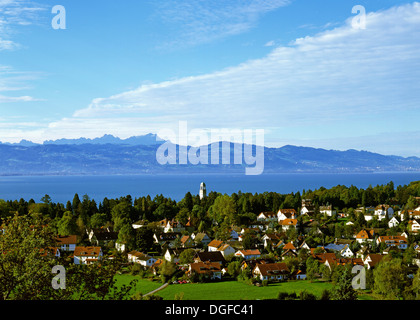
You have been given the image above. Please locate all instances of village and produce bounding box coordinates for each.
[50,183,420,294]
[2,180,420,300]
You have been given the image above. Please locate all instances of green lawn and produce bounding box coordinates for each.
[153,280,333,300]
[114,274,163,295]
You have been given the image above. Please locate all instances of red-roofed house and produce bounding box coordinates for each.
[235,249,261,260]
[252,263,289,281]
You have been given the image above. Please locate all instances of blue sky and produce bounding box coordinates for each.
[0,0,419,156]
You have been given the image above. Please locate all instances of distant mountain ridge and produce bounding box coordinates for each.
[0,135,419,175]
[0,133,163,146]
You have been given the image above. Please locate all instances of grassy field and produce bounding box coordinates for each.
[114,274,164,296]
[114,274,334,300]
[113,274,378,300]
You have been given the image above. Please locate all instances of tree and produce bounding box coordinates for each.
[134,227,154,253]
[178,248,196,265]
[0,213,58,300]
[159,260,177,283]
[374,257,408,300]
[209,194,237,226]
[57,211,78,236]
[227,260,242,278]
[330,266,358,300]
[90,212,109,229]
[111,202,132,232]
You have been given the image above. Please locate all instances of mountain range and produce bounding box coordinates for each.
[0,134,419,175]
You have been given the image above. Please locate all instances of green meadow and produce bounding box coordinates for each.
[114,275,335,300]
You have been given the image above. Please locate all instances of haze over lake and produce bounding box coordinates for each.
[1,172,420,204]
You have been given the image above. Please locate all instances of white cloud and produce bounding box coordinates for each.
[154,0,291,48]
[264,40,276,47]
[0,0,46,50]
[10,2,420,156]
[0,94,38,102]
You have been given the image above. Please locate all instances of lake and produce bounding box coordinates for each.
[0,172,420,204]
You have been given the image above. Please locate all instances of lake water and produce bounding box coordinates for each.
[0,172,420,204]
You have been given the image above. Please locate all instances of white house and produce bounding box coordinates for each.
[320,205,336,217]
[163,219,185,233]
[409,219,420,233]
[127,251,157,267]
[73,246,103,265]
[377,235,408,250]
[252,263,289,281]
[257,211,277,222]
[277,209,297,222]
[235,249,261,260]
[300,200,315,216]
[216,243,236,257]
[279,219,298,231]
[375,205,394,220]
[388,216,400,228]
[191,232,212,246]
[164,248,187,263]
[339,245,354,258]
[208,240,224,252]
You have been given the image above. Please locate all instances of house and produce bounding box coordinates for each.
[388,216,400,228]
[399,210,420,221]
[191,232,212,246]
[228,228,240,240]
[208,239,224,252]
[240,258,275,272]
[325,257,364,270]
[277,209,297,222]
[252,263,289,281]
[298,241,311,252]
[409,219,420,233]
[377,235,408,250]
[355,229,375,244]
[374,205,394,220]
[56,235,77,252]
[247,221,267,232]
[320,205,336,217]
[40,247,61,259]
[319,205,334,216]
[300,199,315,216]
[88,227,118,246]
[216,243,236,257]
[339,245,354,258]
[279,219,298,231]
[151,258,164,275]
[262,233,282,248]
[153,232,181,247]
[188,261,222,280]
[132,220,148,229]
[282,241,297,252]
[194,251,225,265]
[73,246,103,265]
[235,249,261,260]
[363,253,384,269]
[162,219,185,233]
[324,243,354,258]
[115,241,126,252]
[180,235,195,248]
[127,251,157,267]
[164,248,187,263]
[312,252,337,265]
[257,211,277,222]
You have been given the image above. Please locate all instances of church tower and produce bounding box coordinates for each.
[199,182,206,200]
